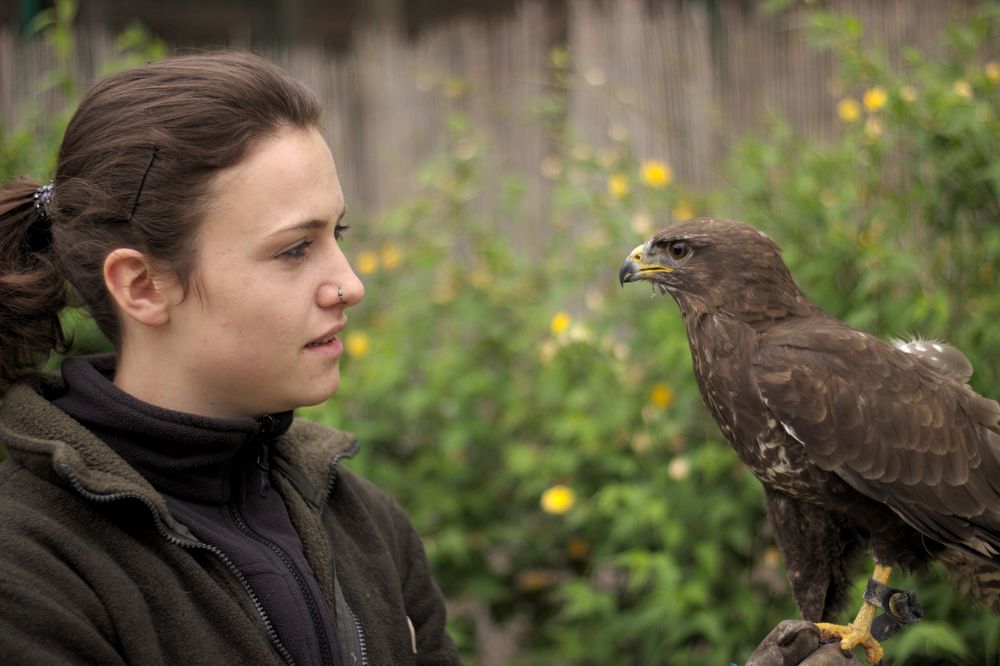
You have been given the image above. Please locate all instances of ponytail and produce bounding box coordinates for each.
[0,180,69,391]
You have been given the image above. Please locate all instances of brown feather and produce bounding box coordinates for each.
[622,217,1000,618]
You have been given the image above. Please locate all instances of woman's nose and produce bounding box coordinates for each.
[318,266,364,308]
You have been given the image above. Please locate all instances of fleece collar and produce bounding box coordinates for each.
[0,360,359,524]
[52,355,292,504]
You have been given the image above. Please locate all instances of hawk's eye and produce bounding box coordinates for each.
[667,241,691,261]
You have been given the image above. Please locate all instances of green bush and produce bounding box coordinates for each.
[317,7,1000,663]
[305,110,793,663]
[6,2,1000,664]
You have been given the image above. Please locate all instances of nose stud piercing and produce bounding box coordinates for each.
[337,287,345,304]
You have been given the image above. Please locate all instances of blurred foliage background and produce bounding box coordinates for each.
[4,1,1000,664]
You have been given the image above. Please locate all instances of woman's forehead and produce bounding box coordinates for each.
[199,127,345,241]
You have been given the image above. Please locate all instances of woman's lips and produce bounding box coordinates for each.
[304,325,344,356]
[304,334,343,356]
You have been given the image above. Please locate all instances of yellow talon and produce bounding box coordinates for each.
[815,563,892,664]
[816,620,884,663]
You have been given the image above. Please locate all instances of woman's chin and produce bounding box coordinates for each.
[299,374,341,409]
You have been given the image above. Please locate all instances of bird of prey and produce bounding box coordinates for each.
[619,218,1000,662]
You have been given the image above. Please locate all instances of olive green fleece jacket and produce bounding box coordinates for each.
[0,377,461,665]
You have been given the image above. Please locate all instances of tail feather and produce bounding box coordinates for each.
[937,548,1000,614]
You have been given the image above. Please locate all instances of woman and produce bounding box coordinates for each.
[0,52,460,665]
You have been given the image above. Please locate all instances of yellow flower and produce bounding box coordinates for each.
[640,159,673,189]
[953,79,973,99]
[550,311,571,335]
[379,244,403,270]
[672,200,695,221]
[630,211,651,235]
[540,485,576,514]
[631,431,652,454]
[836,97,861,122]
[356,250,378,275]
[345,331,371,358]
[864,117,883,139]
[667,456,691,481]
[607,174,630,199]
[862,86,887,112]
[568,323,593,343]
[987,62,1000,84]
[649,383,674,409]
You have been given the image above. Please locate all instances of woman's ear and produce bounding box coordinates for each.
[103,248,175,327]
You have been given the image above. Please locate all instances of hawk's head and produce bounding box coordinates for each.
[618,218,811,321]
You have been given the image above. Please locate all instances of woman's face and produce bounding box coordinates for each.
[162,125,363,417]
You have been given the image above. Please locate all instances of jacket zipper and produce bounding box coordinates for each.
[62,469,295,665]
[320,452,369,666]
[228,504,334,666]
[272,447,368,665]
[348,604,369,666]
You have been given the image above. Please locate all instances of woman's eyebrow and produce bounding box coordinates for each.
[265,209,346,239]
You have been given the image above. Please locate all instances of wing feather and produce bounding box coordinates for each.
[753,319,1000,560]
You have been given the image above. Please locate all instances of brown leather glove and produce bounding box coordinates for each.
[746,620,855,666]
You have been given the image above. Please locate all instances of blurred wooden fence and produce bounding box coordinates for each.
[0,0,984,224]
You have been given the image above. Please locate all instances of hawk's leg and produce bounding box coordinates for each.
[764,490,864,620]
[816,563,892,664]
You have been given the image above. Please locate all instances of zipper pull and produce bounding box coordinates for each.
[255,414,279,499]
[257,413,278,434]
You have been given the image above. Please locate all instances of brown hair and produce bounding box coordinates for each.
[0,51,321,390]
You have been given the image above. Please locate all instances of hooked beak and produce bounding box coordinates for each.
[619,243,674,286]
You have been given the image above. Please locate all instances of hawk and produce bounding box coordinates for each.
[619,218,1000,662]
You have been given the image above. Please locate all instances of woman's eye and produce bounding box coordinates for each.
[281,239,313,260]
[334,223,350,241]
[668,241,690,260]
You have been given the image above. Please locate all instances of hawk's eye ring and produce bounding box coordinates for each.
[668,241,691,261]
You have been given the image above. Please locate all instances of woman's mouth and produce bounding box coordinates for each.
[305,333,337,348]
[304,324,345,357]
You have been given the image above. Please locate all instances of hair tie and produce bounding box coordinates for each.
[28,181,55,252]
[33,181,54,221]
